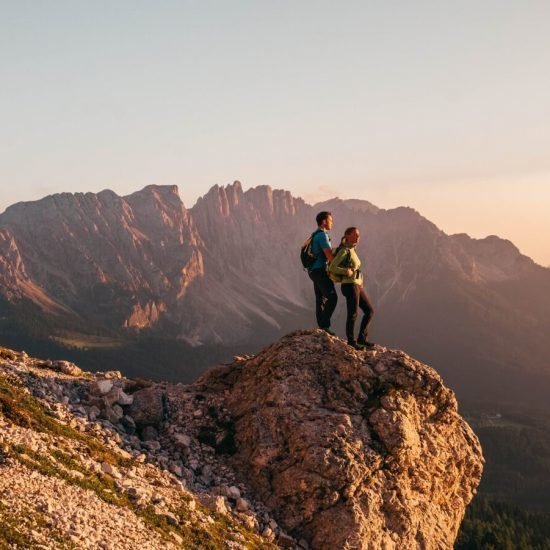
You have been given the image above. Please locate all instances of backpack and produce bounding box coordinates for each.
[328,246,352,283]
[300,229,323,270]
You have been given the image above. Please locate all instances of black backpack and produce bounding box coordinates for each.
[300,229,323,270]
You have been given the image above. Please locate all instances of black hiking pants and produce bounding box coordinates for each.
[341,283,374,342]
[308,269,338,330]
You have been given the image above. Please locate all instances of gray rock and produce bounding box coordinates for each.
[164,512,179,526]
[262,526,275,542]
[127,387,165,429]
[236,498,249,512]
[100,462,121,479]
[141,440,161,451]
[199,494,230,516]
[93,379,113,395]
[52,360,83,376]
[228,485,241,499]
[103,370,123,379]
[200,464,213,485]
[103,388,122,407]
[278,533,296,548]
[118,390,134,406]
[173,433,191,448]
[141,426,158,441]
[103,406,123,425]
[169,463,183,477]
[121,415,136,435]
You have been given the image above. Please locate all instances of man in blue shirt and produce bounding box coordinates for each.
[308,211,338,335]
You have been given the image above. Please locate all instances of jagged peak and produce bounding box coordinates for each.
[451,232,520,253]
[124,184,184,209]
[125,184,180,199]
[0,186,185,225]
[0,189,125,223]
[193,181,244,216]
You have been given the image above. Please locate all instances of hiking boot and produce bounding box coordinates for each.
[347,340,365,350]
[322,328,337,336]
[357,336,375,348]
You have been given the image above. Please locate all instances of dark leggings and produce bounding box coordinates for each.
[341,283,374,342]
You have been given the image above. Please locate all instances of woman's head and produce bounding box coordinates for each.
[343,227,360,244]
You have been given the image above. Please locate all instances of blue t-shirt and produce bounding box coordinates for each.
[310,230,332,271]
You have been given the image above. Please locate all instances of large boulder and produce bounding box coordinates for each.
[198,330,484,549]
[127,386,166,429]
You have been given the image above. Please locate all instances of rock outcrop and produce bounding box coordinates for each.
[0,331,482,549]
[197,330,484,549]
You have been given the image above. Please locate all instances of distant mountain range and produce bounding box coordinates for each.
[1,182,550,406]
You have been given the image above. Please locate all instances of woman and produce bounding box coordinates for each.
[329,227,375,350]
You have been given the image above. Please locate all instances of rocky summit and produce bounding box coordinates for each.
[0,331,483,549]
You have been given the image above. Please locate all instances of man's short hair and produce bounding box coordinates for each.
[316,211,332,226]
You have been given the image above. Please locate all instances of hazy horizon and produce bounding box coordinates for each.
[1,1,549,265]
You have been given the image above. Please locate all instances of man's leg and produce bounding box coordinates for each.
[309,270,337,329]
[316,271,337,329]
[309,270,325,327]
[313,279,325,327]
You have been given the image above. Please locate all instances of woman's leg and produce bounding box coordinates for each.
[341,284,360,343]
[357,287,375,342]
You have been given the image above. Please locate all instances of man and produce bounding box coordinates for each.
[308,211,338,335]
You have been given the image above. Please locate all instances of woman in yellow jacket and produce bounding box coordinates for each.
[329,227,375,350]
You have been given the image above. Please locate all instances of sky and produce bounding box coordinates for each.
[1,1,549,265]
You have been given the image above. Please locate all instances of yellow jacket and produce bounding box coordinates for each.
[329,244,363,285]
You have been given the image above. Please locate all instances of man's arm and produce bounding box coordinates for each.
[323,248,334,263]
[316,231,334,263]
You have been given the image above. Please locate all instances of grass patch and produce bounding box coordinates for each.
[0,503,31,548]
[0,372,130,468]
[52,334,123,350]
[172,502,276,549]
[10,444,131,508]
[0,498,72,548]
[8,444,272,548]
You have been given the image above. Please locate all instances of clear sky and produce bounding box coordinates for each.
[1,1,549,265]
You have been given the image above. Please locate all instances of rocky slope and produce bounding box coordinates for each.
[0,331,483,549]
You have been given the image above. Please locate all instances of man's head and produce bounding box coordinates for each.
[316,211,333,230]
